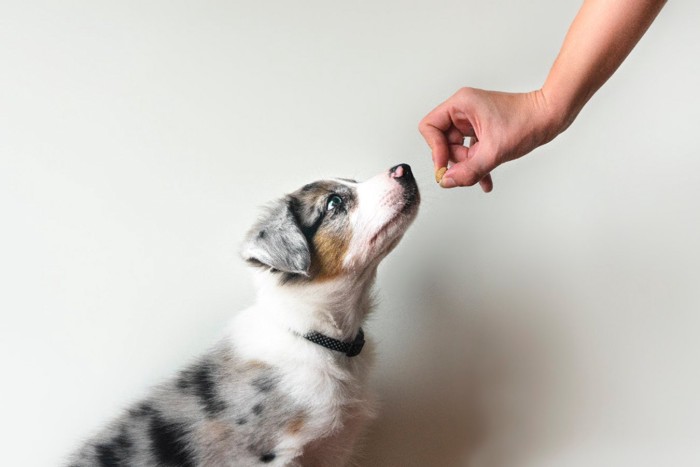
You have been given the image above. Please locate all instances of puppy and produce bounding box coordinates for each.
[68,163,419,466]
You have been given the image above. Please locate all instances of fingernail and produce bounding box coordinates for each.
[440,177,456,188]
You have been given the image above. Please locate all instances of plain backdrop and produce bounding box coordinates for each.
[2,1,699,466]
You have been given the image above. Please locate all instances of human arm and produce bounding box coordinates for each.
[419,0,667,191]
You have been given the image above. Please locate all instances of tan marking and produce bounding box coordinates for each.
[286,413,307,435]
[197,420,236,466]
[198,419,234,444]
[312,228,350,280]
[238,359,270,373]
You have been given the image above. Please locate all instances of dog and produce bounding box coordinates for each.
[68,163,419,466]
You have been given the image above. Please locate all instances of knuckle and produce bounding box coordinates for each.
[452,167,480,187]
[465,168,483,186]
[456,87,474,99]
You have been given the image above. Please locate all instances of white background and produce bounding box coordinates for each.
[2,1,699,466]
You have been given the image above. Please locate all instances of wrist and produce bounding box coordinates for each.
[528,88,570,147]
[535,85,583,141]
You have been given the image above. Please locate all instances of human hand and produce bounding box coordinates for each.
[419,87,562,191]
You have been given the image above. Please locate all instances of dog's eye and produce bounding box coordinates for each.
[326,194,343,211]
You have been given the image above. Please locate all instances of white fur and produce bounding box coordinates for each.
[227,274,377,464]
[224,169,417,464]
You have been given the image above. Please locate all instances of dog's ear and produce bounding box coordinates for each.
[241,198,311,276]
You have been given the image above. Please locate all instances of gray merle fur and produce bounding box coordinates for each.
[68,341,304,467]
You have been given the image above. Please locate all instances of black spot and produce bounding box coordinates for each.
[260,452,276,463]
[95,443,119,467]
[288,197,323,240]
[301,182,318,192]
[236,417,248,425]
[129,402,155,418]
[176,372,191,390]
[177,360,227,416]
[251,374,277,393]
[279,271,311,285]
[258,230,267,239]
[193,361,227,416]
[299,215,324,241]
[252,403,264,416]
[115,429,132,450]
[95,428,132,467]
[149,413,195,467]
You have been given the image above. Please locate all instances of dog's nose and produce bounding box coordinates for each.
[389,163,414,183]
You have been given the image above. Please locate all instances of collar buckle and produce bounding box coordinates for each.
[345,328,365,357]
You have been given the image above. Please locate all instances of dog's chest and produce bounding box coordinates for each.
[278,360,375,462]
[229,309,373,419]
[220,351,374,464]
[297,360,364,402]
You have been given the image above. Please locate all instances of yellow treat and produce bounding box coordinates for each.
[435,167,447,184]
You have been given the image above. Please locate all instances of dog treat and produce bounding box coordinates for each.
[435,167,447,184]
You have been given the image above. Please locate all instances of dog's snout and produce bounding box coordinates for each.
[389,163,414,183]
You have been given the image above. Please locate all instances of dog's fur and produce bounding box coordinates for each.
[68,164,419,466]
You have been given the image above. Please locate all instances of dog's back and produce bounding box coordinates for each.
[69,340,304,466]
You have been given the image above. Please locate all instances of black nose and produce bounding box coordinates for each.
[389,163,414,182]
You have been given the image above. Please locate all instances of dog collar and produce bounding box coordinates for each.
[303,328,365,357]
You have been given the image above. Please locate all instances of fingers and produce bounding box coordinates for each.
[420,90,493,191]
[439,162,484,189]
[478,173,494,193]
[467,139,493,192]
[446,126,466,145]
[448,144,470,163]
[419,123,449,171]
[440,142,496,191]
[447,146,493,192]
[419,103,454,171]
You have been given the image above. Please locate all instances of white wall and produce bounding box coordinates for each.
[2,1,699,466]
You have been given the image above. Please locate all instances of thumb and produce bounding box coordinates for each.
[440,142,494,188]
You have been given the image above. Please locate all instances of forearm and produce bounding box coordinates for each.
[542,0,666,133]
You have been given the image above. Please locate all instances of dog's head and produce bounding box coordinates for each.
[242,164,419,283]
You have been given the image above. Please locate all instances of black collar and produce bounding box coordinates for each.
[303,328,365,357]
